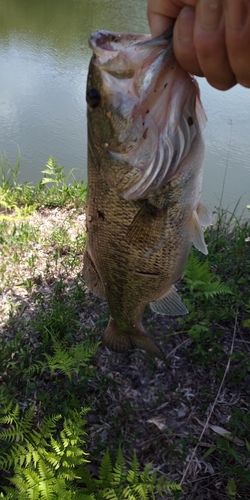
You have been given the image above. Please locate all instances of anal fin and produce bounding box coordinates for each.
[150,285,188,316]
[103,318,165,360]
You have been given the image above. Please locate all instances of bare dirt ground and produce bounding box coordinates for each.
[1,207,250,499]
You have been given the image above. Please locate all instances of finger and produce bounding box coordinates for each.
[147,0,180,36]
[147,0,197,37]
[193,0,237,90]
[224,0,250,88]
[174,6,204,76]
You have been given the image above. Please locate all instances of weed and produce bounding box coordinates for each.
[41,156,75,186]
[0,154,86,212]
[0,149,21,189]
[0,402,180,499]
[1,155,250,499]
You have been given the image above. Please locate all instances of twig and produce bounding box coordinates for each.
[165,338,191,359]
[219,119,232,208]
[179,310,238,487]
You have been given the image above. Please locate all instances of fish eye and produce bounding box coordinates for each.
[86,87,101,108]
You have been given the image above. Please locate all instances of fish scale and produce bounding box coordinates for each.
[84,28,212,359]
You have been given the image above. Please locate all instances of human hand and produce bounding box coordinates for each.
[147,0,250,90]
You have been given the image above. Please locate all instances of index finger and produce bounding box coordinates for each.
[147,0,197,36]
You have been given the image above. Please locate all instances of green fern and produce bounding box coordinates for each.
[94,449,180,500]
[111,446,126,486]
[0,402,180,499]
[41,157,74,186]
[44,337,99,381]
[0,406,90,499]
[184,251,232,299]
[0,404,35,443]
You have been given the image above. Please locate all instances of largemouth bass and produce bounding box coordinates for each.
[84,27,212,359]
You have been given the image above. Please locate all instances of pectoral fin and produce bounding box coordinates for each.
[150,286,188,316]
[189,210,208,255]
[83,251,106,299]
[127,203,166,255]
[103,318,165,360]
[197,201,213,227]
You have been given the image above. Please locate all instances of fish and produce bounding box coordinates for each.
[83,27,212,359]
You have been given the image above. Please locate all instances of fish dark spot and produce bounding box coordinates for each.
[86,87,101,108]
[97,210,105,221]
[164,82,168,88]
[154,89,157,92]
[142,128,148,139]
[146,109,150,114]
[188,116,194,126]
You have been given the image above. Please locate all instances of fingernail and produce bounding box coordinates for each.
[199,0,222,31]
[177,6,195,43]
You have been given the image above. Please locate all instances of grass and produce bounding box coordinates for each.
[0,156,250,499]
[0,153,87,213]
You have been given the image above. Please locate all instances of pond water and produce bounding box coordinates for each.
[0,0,249,216]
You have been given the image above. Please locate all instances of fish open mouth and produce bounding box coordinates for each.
[89,30,150,54]
[88,29,206,200]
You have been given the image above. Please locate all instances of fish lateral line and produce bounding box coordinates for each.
[133,270,160,278]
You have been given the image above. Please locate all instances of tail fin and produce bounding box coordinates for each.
[103,317,165,360]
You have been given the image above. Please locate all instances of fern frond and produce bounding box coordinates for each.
[203,281,232,299]
[122,486,136,500]
[0,403,19,425]
[156,475,182,494]
[39,414,62,440]
[133,483,150,500]
[184,252,232,298]
[99,450,113,487]
[11,467,39,491]
[74,494,95,500]
[0,491,16,499]
[19,405,35,434]
[44,338,99,381]
[0,400,181,500]
[126,454,140,484]
[26,361,46,377]
[0,397,15,416]
[115,446,126,473]
[102,488,119,500]
[140,462,153,481]
[0,427,21,443]
[38,477,55,500]
[111,447,126,486]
